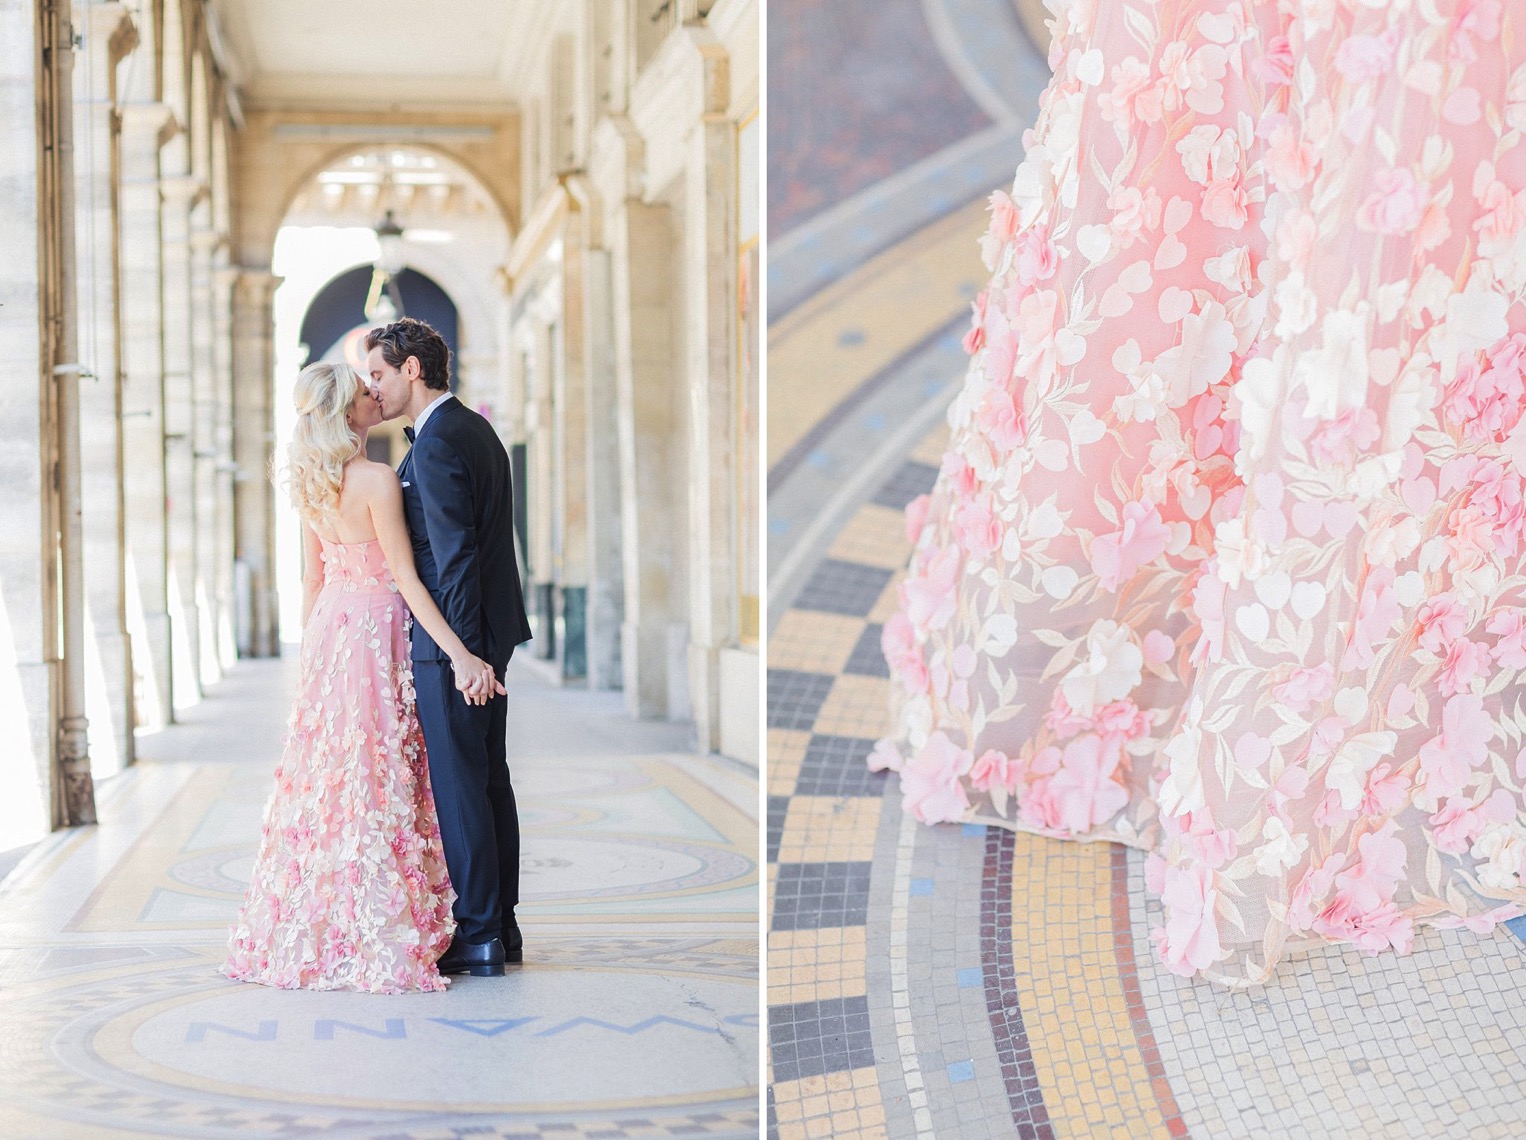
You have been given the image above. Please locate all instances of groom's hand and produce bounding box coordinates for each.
[454,660,505,705]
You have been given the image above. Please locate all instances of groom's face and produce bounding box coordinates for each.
[366,345,413,421]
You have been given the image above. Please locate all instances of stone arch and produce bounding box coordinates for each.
[230,117,522,269]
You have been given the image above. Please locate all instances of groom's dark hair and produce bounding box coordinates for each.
[366,317,452,391]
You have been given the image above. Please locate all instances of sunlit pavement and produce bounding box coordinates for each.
[0,654,759,1138]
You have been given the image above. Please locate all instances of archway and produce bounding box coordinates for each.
[266,146,512,639]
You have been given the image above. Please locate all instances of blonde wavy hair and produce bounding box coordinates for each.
[283,361,363,525]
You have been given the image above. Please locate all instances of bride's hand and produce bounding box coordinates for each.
[451,653,504,705]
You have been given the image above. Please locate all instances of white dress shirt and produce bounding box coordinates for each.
[411,390,455,439]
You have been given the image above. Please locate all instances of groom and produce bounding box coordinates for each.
[366,317,532,976]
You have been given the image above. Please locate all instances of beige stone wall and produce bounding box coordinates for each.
[505,0,760,765]
[0,0,247,840]
[0,0,760,849]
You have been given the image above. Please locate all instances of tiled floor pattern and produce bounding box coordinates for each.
[768,3,1526,1135]
[768,422,1526,1138]
[0,656,759,1138]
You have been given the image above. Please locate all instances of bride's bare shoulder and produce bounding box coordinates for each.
[344,458,402,499]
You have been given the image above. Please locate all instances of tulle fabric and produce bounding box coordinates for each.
[223,539,456,993]
[873,0,1526,985]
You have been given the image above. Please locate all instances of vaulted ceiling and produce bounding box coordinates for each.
[205,0,555,110]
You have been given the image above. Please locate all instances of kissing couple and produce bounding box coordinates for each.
[222,316,532,992]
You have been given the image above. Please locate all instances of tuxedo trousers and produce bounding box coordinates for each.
[412,656,519,944]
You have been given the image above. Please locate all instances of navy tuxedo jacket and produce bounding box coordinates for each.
[397,395,531,666]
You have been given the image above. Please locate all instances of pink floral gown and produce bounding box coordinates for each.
[874,0,1526,985]
[223,538,456,993]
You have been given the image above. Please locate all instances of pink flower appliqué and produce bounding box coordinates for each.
[900,732,974,824]
[1417,593,1468,653]
[1356,168,1429,235]
[1154,863,1224,976]
[1488,609,1526,669]
[903,546,962,631]
[881,612,928,696]
[1049,734,1130,833]
[1090,499,1172,591]
[1417,692,1493,798]
[969,749,1016,794]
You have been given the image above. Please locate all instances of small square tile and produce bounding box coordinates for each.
[793,560,895,618]
[767,997,875,1083]
[768,669,836,731]
[795,735,888,797]
[771,861,873,931]
[871,460,939,511]
[843,623,891,679]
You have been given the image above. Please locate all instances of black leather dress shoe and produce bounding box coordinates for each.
[438,937,506,977]
[503,920,524,964]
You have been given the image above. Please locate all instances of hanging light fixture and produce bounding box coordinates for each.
[365,203,407,325]
[374,209,407,276]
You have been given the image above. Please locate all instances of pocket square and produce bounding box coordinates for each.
[401,481,412,488]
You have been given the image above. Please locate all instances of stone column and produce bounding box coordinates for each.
[582,242,624,691]
[683,113,738,755]
[231,269,281,658]
[211,261,238,669]
[610,200,677,718]
[73,2,138,776]
[160,174,203,708]
[556,216,591,681]
[118,102,174,730]
[0,0,61,838]
[190,214,222,688]
[527,313,558,663]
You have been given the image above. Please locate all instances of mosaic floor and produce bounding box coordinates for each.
[765,3,1526,1137]
[0,656,759,1138]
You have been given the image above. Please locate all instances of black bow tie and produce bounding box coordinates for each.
[404,426,415,443]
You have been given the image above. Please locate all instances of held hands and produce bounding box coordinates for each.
[450,653,506,706]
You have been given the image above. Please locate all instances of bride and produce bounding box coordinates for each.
[222,360,500,993]
[874,0,1526,985]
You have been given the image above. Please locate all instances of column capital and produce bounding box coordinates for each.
[80,3,139,65]
[590,114,648,207]
[189,227,226,254]
[160,175,209,209]
[119,102,180,150]
[232,267,283,307]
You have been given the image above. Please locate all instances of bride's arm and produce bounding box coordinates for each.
[301,524,324,627]
[364,465,506,701]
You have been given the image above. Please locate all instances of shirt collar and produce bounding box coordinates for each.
[411,390,454,439]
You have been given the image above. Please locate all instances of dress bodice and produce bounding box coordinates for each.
[319,539,397,594]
